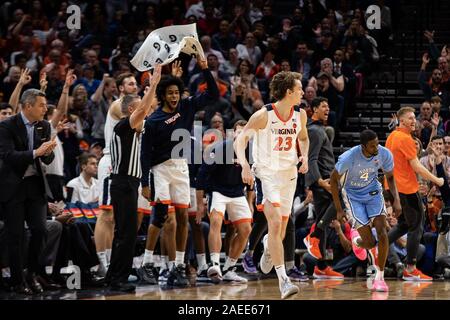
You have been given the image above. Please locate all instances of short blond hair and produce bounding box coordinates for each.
[397,106,415,119]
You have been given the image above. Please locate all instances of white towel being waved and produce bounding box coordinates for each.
[130,23,205,72]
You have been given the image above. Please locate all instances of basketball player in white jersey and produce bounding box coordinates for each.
[95,72,140,276]
[235,71,309,299]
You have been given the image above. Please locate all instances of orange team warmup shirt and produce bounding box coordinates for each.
[385,127,419,195]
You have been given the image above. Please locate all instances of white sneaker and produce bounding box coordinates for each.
[223,268,248,283]
[280,280,299,299]
[259,234,273,274]
[207,264,223,284]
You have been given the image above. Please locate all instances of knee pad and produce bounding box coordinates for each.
[152,203,169,228]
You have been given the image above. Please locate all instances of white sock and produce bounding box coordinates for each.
[161,255,168,268]
[375,269,384,281]
[97,252,107,269]
[285,260,295,270]
[223,257,237,272]
[275,265,289,284]
[176,251,185,265]
[211,252,220,266]
[143,250,154,265]
[105,249,112,264]
[196,253,207,269]
[168,261,175,270]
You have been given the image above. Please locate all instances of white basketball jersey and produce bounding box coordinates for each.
[252,104,301,171]
[103,110,120,155]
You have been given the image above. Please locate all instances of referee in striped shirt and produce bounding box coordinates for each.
[106,65,161,292]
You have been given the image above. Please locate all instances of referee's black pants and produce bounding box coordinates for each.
[106,175,139,285]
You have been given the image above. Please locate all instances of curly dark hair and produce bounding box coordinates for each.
[156,75,185,103]
[269,71,302,101]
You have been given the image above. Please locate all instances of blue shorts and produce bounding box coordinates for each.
[342,189,386,229]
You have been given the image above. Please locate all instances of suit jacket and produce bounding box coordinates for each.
[0,113,54,202]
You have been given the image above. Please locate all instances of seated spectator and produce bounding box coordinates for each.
[220,48,240,76]
[315,72,342,127]
[73,64,101,98]
[438,56,450,84]
[260,3,280,36]
[416,101,444,148]
[291,41,312,86]
[280,59,291,72]
[445,135,450,155]
[431,96,449,124]
[309,58,345,93]
[255,50,280,82]
[163,5,187,26]
[0,103,13,121]
[236,32,262,67]
[311,31,337,70]
[212,19,238,60]
[188,35,225,75]
[344,42,368,74]
[197,2,220,36]
[418,53,450,111]
[66,153,99,203]
[83,49,107,80]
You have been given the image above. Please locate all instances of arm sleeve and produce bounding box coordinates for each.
[399,137,417,161]
[188,68,220,112]
[305,128,322,186]
[140,120,154,187]
[335,151,352,175]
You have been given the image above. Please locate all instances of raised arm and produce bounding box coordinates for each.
[92,73,109,103]
[51,69,76,129]
[129,65,161,131]
[189,55,220,110]
[234,108,267,185]
[9,68,32,113]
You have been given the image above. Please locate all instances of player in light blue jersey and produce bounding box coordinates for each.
[330,130,402,292]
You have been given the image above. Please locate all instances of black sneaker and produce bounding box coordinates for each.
[137,263,158,285]
[167,264,189,287]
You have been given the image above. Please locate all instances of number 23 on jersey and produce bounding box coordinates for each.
[273,136,293,151]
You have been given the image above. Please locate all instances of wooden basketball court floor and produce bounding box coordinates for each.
[83,277,450,300]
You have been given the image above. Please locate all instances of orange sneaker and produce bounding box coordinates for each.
[313,266,344,279]
[303,234,322,260]
[402,268,433,281]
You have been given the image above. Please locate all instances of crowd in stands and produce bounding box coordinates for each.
[0,0,449,294]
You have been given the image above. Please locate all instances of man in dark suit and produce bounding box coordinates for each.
[0,89,57,295]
